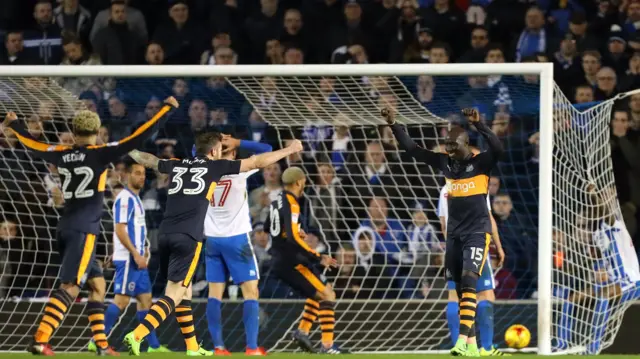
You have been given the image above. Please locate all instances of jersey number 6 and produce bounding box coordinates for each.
[168,167,208,195]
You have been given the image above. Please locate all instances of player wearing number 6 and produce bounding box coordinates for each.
[201,135,272,356]
[385,108,503,356]
[1,97,177,356]
[123,132,302,356]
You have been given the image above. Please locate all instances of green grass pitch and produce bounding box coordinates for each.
[1,354,639,358]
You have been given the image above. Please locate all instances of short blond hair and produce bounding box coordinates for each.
[72,110,101,135]
[282,167,305,185]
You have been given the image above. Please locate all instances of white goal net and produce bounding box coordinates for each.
[0,65,632,354]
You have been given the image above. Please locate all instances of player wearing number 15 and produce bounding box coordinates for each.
[385,108,503,356]
[123,132,303,356]
[0,97,177,356]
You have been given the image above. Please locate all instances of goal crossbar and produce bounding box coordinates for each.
[0,63,555,354]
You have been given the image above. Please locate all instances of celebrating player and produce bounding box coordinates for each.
[438,183,507,356]
[557,185,640,354]
[385,107,503,356]
[1,96,177,356]
[266,167,345,354]
[123,132,302,356]
[87,163,170,353]
[202,135,272,356]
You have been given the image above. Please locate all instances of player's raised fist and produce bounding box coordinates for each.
[164,96,179,108]
[3,112,17,127]
[288,139,303,152]
[221,134,241,152]
[462,108,480,123]
[381,107,395,125]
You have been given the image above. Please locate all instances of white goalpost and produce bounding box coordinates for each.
[0,63,629,355]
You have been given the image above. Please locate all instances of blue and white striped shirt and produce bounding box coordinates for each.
[112,188,146,261]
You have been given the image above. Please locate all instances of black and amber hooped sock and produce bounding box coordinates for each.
[298,299,319,334]
[459,287,477,337]
[176,300,199,352]
[133,295,175,342]
[34,289,74,344]
[86,301,108,349]
[318,301,336,347]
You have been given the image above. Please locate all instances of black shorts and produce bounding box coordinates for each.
[445,232,491,282]
[158,233,203,287]
[272,261,326,299]
[56,229,103,286]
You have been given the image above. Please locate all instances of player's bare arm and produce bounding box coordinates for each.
[489,213,505,267]
[382,108,444,166]
[114,224,147,269]
[129,150,160,171]
[2,111,17,128]
[239,139,302,172]
[462,108,504,157]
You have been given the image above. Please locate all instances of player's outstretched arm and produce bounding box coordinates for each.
[490,212,505,267]
[382,108,444,167]
[463,108,504,158]
[239,139,302,172]
[128,149,160,171]
[2,112,69,162]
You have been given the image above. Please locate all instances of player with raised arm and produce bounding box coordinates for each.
[1,96,177,356]
[557,185,640,354]
[122,132,302,356]
[438,184,508,356]
[87,163,171,354]
[384,107,503,356]
[266,167,345,354]
[202,135,272,356]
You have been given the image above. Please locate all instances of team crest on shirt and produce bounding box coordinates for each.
[128,282,136,292]
[466,164,474,172]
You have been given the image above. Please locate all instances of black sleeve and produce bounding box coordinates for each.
[208,159,241,177]
[281,201,321,265]
[8,122,65,163]
[157,159,177,174]
[391,123,446,168]
[474,121,504,168]
[95,104,175,163]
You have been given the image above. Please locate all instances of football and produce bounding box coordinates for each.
[504,324,531,349]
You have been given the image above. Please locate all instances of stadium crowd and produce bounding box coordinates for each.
[0,0,639,302]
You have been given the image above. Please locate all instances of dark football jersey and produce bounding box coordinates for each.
[157,157,241,241]
[392,121,503,235]
[266,190,321,265]
[8,106,172,234]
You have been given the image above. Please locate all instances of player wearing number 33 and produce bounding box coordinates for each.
[1,97,177,356]
[199,135,272,356]
[384,108,503,356]
[123,131,303,356]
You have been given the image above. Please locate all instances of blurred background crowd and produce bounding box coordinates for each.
[0,0,639,302]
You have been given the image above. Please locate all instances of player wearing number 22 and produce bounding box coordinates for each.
[1,97,177,356]
[385,108,503,356]
[123,132,302,356]
[266,167,346,354]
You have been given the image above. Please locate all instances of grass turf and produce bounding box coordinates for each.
[0,354,639,358]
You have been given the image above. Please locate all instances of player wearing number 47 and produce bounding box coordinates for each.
[1,96,178,356]
[123,132,302,356]
[384,107,503,357]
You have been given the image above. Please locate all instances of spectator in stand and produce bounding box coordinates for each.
[0,219,18,298]
[43,164,64,209]
[265,39,284,64]
[145,43,165,65]
[421,0,465,58]
[58,131,75,146]
[488,176,501,199]
[514,7,549,62]
[58,33,101,95]
[249,163,283,220]
[90,0,147,44]
[594,67,618,100]
[188,99,209,133]
[458,26,489,63]
[303,231,327,254]
[0,30,29,65]
[630,93,640,130]
[553,33,581,96]
[280,9,314,63]
[581,50,602,88]
[490,254,517,299]
[589,0,619,37]
[92,0,145,65]
[308,162,344,245]
[566,12,599,53]
[23,0,63,65]
[103,95,132,140]
[389,1,424,63]
[630,33,640,52]
[429,42,451,64]
[200,33,233,65]
[327,0,372,64]
[284,46,304,64]
[604,25,630,76]
[352,225,390,299]
[153,0,203,64]
[574,84,595,104]
[619,52,640,92]
[244,0,282,64]
[251,222,271,271]
[53,0,92,43]
[623,0,640,35]
[142,168,170,245]
[330,244,366,299]
[97,126,109,145]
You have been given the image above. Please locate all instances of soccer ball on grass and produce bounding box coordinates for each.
[504,324,531,349]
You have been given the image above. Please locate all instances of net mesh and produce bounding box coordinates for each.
[0,70,627,354]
